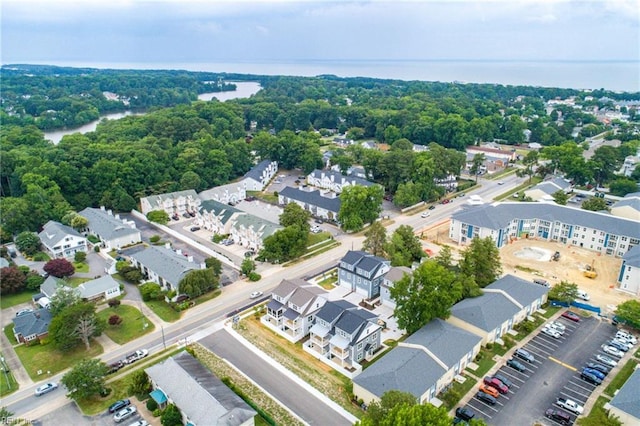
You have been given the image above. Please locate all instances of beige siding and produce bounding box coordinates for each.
[353,383,381,406]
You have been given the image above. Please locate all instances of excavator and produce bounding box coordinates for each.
[584,259,597,279]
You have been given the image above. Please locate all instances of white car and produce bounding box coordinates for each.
[541,326,561,339]
[421,212,430,218]
[34,382,58,396]
[601,344,624,358]
[127,421,149,426]
[596,354,618,367]
[547,321,566,334]
[250,291,263,299]
[616,331,637,345]
[497,181,504,185]
[114,406,137,423]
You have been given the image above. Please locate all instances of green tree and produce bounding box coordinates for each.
[391,260,463,334]
[259,226,308,263]
[127,370,151,396]
[521,150,539,183]
[24,273,45,291]
[548,281,579,303]
[74,251,87,263]
[459,237,502,288]
[49,285,82,316]
[15,231,41,256]
[470,153,486,182]
[49,302,104,351]
[609,178,638,197]
[146,210,169,225]
[434,245,453,270]
[581,197,608,212]
[241,258,256,276]
[204,257,222,276]
[0,266,26,295]
[43,258,75,278]
[61,358,108,400]
[161,404,183,426]
[614,300,640,330]
[385,225,425,267]
[357,390,453,426]
[279,202,311,232]
[70,214,88,231]
[139,282,163,301]
[338,185,384,232]
[362,221,387,257]
[588,145,623,187]
[552,190,569,205]
[359,390,417,426]
[178,268,218,298]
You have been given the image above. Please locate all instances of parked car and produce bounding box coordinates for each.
[34,382,58,396]
[190,226,201,232]
[113,406,137,423]
[127,421,149,426]
[428,205,436,210]
[479,383,499,398]
[15,308,33,317]
[545,408,571,425]
[188,211,196,217]
[580,370,602,385]
[608,339,630,352]
[314,218,324,224]
[561,311,581,322]
[171,214,179,221]
[616,330,637,345]
[507,358,527,372]
[585,362,611,375]
[250,291,263,299]
[514,348,536,363]
[455,406,475,421]
[493,373,514,389]
[547,321,566,334]
[483,376,508,394]
[596,354,618,367]
[421,211,430,218]
[541,326,562,339]
[475,391,497,405]
[107,361,125,375]
[182,212,191,218]
[108,399,131,414]
[244,250,256,258]
[601,344,624,358]
[582,367,605,380]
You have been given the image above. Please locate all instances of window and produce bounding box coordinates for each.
[357,342,363,350]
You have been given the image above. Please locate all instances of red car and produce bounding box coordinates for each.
[561,311,580,322]
[483,376,509,394]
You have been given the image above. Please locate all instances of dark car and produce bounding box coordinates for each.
[455,406,475,421]
[493,373,514,389]
[188,211,196,217]
[244,250,256,258]
[581,370,602,385]
[171,214,179,221]
[483,376,508,394]
[314,218,324,224]
[514,348,535,363]
[585,362,611,375]
[190,226,201,232]
[545,408,571,425]
[107,361,124,375]
[507,358,527,372]
[108,399,131,414]
[583,367,605,380]
[428,205,436,210]
[182,212,191,218]
[475,391,496,405]
[561,311,581,322]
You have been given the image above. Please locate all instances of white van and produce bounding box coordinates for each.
[576,290,590,301]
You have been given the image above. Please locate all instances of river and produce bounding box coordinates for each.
[43,82,262,144]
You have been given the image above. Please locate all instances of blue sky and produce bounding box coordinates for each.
[1,0,638,64]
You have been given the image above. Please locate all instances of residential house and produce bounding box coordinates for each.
[617,245,640,296]
[380,266,412,308]
[412,144,429,152]
[360,140,377,150]
[305,300,381,376]
[450,202,640,258]
[40,275,121,301]
[610,192,640,221]
[38,221,87,259]
[337,250,391,299]
[466,145,517,162]
[278,186,341,221]
[230,214,281,252]
[524,177,572,202]
[619,155,639,177]
[243,159,278,191]
[465,152,507,174]
[0,258,10,268]
[198,182,246,206]
[196,200,243,235]
[333,137,355,147]
[353,319,482,406]
[146,351,256,426]
[79,207,141,251]
[447,274,549,345]
[140,189,201,217]
[12,309,52,344]
[262,279,327,343]
[306,169,374,194]
[129,245,203,293]
[607,365,640,425]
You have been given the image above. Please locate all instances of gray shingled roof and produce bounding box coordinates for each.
[309,169,374,187]
[383,266,412,283]
[609,367,640,420]
[623,245,640,267]
[612,196,640,212]
[530,182,563,196]
[341,250,388,274]
[142,189,198,208]
[353,346,445,400]
[199,199,242,224]
[233,214,281,239]
[243,159,273,182]
[279,186,341,213]
[77,275,120,299]
[38,221,83,248]
[334,309,377,336]
[78,208,139,241]
[451,202,640,239]
[450,292,521,332]
[486,274,549,307]
[316,300,357,323]
[40,276,68,298]
[404,319,482,368]
[130,245,198,288]
[12,308,52,338]
[145,351,256,426]
[271,279,303,299]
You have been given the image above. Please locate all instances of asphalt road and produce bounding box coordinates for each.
[199,329,353,426]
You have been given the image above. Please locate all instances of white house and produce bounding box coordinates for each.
[617,245,640,296]
[278,186,341,221]
[140,189,201,217]
[79,207,141,251]
[524,177,572,202]
[306,169,374,194]
[243,159,278,191]
[198,181,246,206]
[129,245,203,293]
[610,192,640,221]
[38,221,87,259]
[41,275,121,301]
[380,266,412,308]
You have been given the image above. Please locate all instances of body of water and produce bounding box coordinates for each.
[44,82,262,144]
[43,59,640,93]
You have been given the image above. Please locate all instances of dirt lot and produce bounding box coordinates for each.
[418,221,633,313]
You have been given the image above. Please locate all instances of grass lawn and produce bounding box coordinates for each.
[604,358,639,397]
[98,305,155,345]
[493,176,542,201]
[4,325,18,345]
[73,262,90,273]
[441,373,478,410]
[144,300,181,322]
[66,276,92,287]
[194,289,222,306]
[540,305,562,319]
[14,340,103,380]
[0,291,38,309]
[0,369,19,397]
[467,349,497,378]
[308,231,331,246]
[317,275,337,290]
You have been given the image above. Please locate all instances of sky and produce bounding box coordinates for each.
[2,0,639,65]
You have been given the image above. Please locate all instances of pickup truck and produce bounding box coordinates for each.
[124,349,149,364]
[556,397,584,414]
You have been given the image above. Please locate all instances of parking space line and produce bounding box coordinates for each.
[560,389,589,402]
[536,335,561,346]
[549,356,577,371]
[527,341,554,355]
[499,370,525,384]
[468,403,494,418]
[473,399,500,413]
[568,379,596,393]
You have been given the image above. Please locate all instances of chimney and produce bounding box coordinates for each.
[176,249,182,255]
[115,214,120,220]
[187,255,194,262]
[164,242,171,250]
[107,210,113,216]
[100,206,106,211]
[200,262,206,270]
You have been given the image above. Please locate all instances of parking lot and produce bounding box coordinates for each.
[460,311,626,426]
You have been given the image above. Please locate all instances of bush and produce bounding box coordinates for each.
[146,398,158,411]
[94,246,100,252]
[32,252,50,261]
[150,235,161,243]
[140,282,163,301]
[248,272,261,282]
[108,299,121,308]
[108,315,123,326]
[152,409,162,417]
[74,252,87,263]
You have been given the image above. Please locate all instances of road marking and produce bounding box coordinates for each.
[549,356,578,371]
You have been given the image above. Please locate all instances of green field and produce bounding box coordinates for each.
[97,305,155,345]
[0,291,38,309]
[144,300,181,322]
[14,340,103,380]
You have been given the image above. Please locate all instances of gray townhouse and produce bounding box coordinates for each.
[305,300,381,377]
[146,351,256,426]
[38,220,87,259]
[523,176,572,201]
[242,159,278,191]
[380,266,412,308]
[129,245,203,293]
[278,186,341,221]
[78,206,141,251]
[338,250,391,299]
[140,189,201,217]
[306,169,375,194]
[353,319,482,406]
[262,278,327,343]
[450,202,640,258]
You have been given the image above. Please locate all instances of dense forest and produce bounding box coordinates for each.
[1,65,638,238]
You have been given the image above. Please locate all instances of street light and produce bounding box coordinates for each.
[161,325,166,350]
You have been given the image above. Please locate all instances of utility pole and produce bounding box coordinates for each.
[161,325,166,350]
